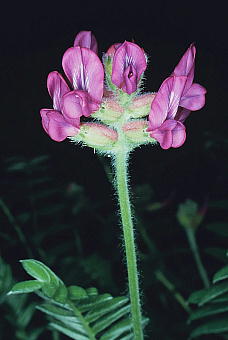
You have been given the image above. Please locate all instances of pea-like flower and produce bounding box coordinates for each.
[40,72,79,142]
[40,45,104,141]
[147,44,206,149]
[111,41,147,94]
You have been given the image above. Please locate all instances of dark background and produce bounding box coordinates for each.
[1,1,227,209]
[1,1,228,339]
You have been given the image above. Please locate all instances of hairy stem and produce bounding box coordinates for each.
[185,228,210,288]
[114,150,143,340]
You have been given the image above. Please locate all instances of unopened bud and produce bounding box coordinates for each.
[128,93,155,118]
[177,199,205,231]
[122,120,152,144]
[76,123,118,149]
[93,98,124,124]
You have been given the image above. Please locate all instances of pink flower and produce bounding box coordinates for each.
[40,72,79,142]
[62,46,104,103]
[148,44,206,149]
[111,41,147,94]
[40,46,104,141]
[74,31,98,54]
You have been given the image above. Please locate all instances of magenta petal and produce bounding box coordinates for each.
[172,121,186,148]
[47,71,70,111]
[180,83,206,111]
[149,119,177,149]
[123,64,137,94]
[111,41,147,94]
[173,44,196,93]
[173,44,195,78]
[40,109,79,142]
[62,90,99,119]
[175,108,191,123]
[148,76,187,130]
[150,128,173,150]
[62,47,104,102]
[73,31,98,54]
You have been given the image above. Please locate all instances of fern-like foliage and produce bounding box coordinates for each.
[188,264,228,338]
[9,260,148,340]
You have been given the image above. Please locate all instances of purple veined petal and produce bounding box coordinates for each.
[47,71,70,111]
[74,31,98,54]
[62,47,104,102]
[175,107,191,123]
[62,90,100,119]
[173,44,196,92]
[111,41,147,94]
[171,121,186,148]
[40,109,79,142]
[167,76,188,119]
[123,64,138,94]
[148,76,187,130]
[180,83,207,111]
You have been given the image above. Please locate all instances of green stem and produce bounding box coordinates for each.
[137,222,190,313]
[67,300,96,340]
[155,270,191,314]
[185,228,210,288]
[0,198,32,257]
[114,150,143,340]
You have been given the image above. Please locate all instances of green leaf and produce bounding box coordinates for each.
[206,222,228,237]
[188,288,208,304]
[188,302,228,322]
[20,260,51,282]
[213,265,228,283]
[85,296,129,323]
[100,318,133,340]
[189,282,228,306]
[21,259,62,286]
[190,318,228,338]
[8,280,43,294]
[50,322,88,340]
[198,281,228,306]
[68,285,88,300]
[53,284,68,303]
[92,304,131,334]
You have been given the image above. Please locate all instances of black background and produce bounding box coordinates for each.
[1,1,228,262]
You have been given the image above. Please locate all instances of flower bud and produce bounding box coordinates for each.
[128,93,155,118]
[177,199,206,231]
[74,123,118,150]
[93,98,124,124]
[122,120,153,145]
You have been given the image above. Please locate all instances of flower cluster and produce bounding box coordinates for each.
[40,31,206,151]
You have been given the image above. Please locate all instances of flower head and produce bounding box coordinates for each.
[111,41,147,94]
